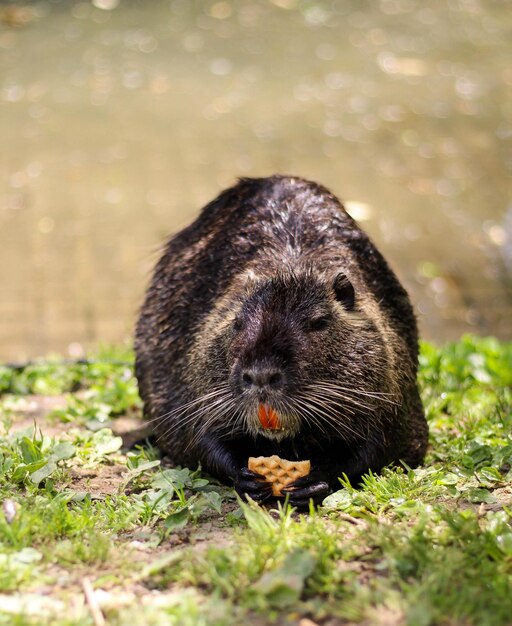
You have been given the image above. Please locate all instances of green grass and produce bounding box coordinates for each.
[0,336,511,625]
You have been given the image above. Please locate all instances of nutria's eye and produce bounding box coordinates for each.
[233,317,243,332]
[307,316,330,332]
[333,273,355,310]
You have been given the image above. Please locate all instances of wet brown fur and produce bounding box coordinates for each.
[135,175,428,506]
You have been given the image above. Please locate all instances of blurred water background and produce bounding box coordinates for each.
[0,0,511,361]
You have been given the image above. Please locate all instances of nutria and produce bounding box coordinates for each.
[135,175,428,509]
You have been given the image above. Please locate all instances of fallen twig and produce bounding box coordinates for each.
[82,577,106,626]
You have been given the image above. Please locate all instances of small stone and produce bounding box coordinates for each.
[2,499,17,524]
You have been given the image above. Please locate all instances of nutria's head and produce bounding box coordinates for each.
[187,267,397,444]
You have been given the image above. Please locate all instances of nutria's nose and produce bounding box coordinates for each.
[241,366,283,389]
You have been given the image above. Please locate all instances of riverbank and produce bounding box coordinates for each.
[1,336,511,626]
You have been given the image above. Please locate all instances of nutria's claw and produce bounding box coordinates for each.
[235,468,274,503]
[281,473,330,510]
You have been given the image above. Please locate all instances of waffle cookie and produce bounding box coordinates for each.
[248,455,311,497]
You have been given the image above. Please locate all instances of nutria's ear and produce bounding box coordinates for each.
[333,274,355,310]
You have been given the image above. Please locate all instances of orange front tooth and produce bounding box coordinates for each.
[258,404,270,428]
[258,404,281,430]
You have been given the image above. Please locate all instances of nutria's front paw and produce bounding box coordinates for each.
[234,467,274,503]
[281,472,330,510]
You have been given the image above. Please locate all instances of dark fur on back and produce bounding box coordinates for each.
[135,176,428,507]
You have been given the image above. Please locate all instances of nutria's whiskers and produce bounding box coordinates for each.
[289,397,330,437]
[147,388,230,428]
[312,380,399,406]
[156,389,233,448]
[184,396,239,453]
[295,393,369,441]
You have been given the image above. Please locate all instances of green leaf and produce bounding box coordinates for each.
[253,549,317,608]
[468,445,493,467]
[201,491,223,514]
[437,472,459,486]
[464,488,497,504]
[50,442,76,462]
[152,468,193,491]
[91,429,123,456]
[496,533,512,556]
[123,459,161,486]
[19,437,43,464]
[30,461,58,485]
[11,460,47,483]
[322,488,353,510]
[164,506,191,531]
[460,455,475,470]
[477,466,503,485]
